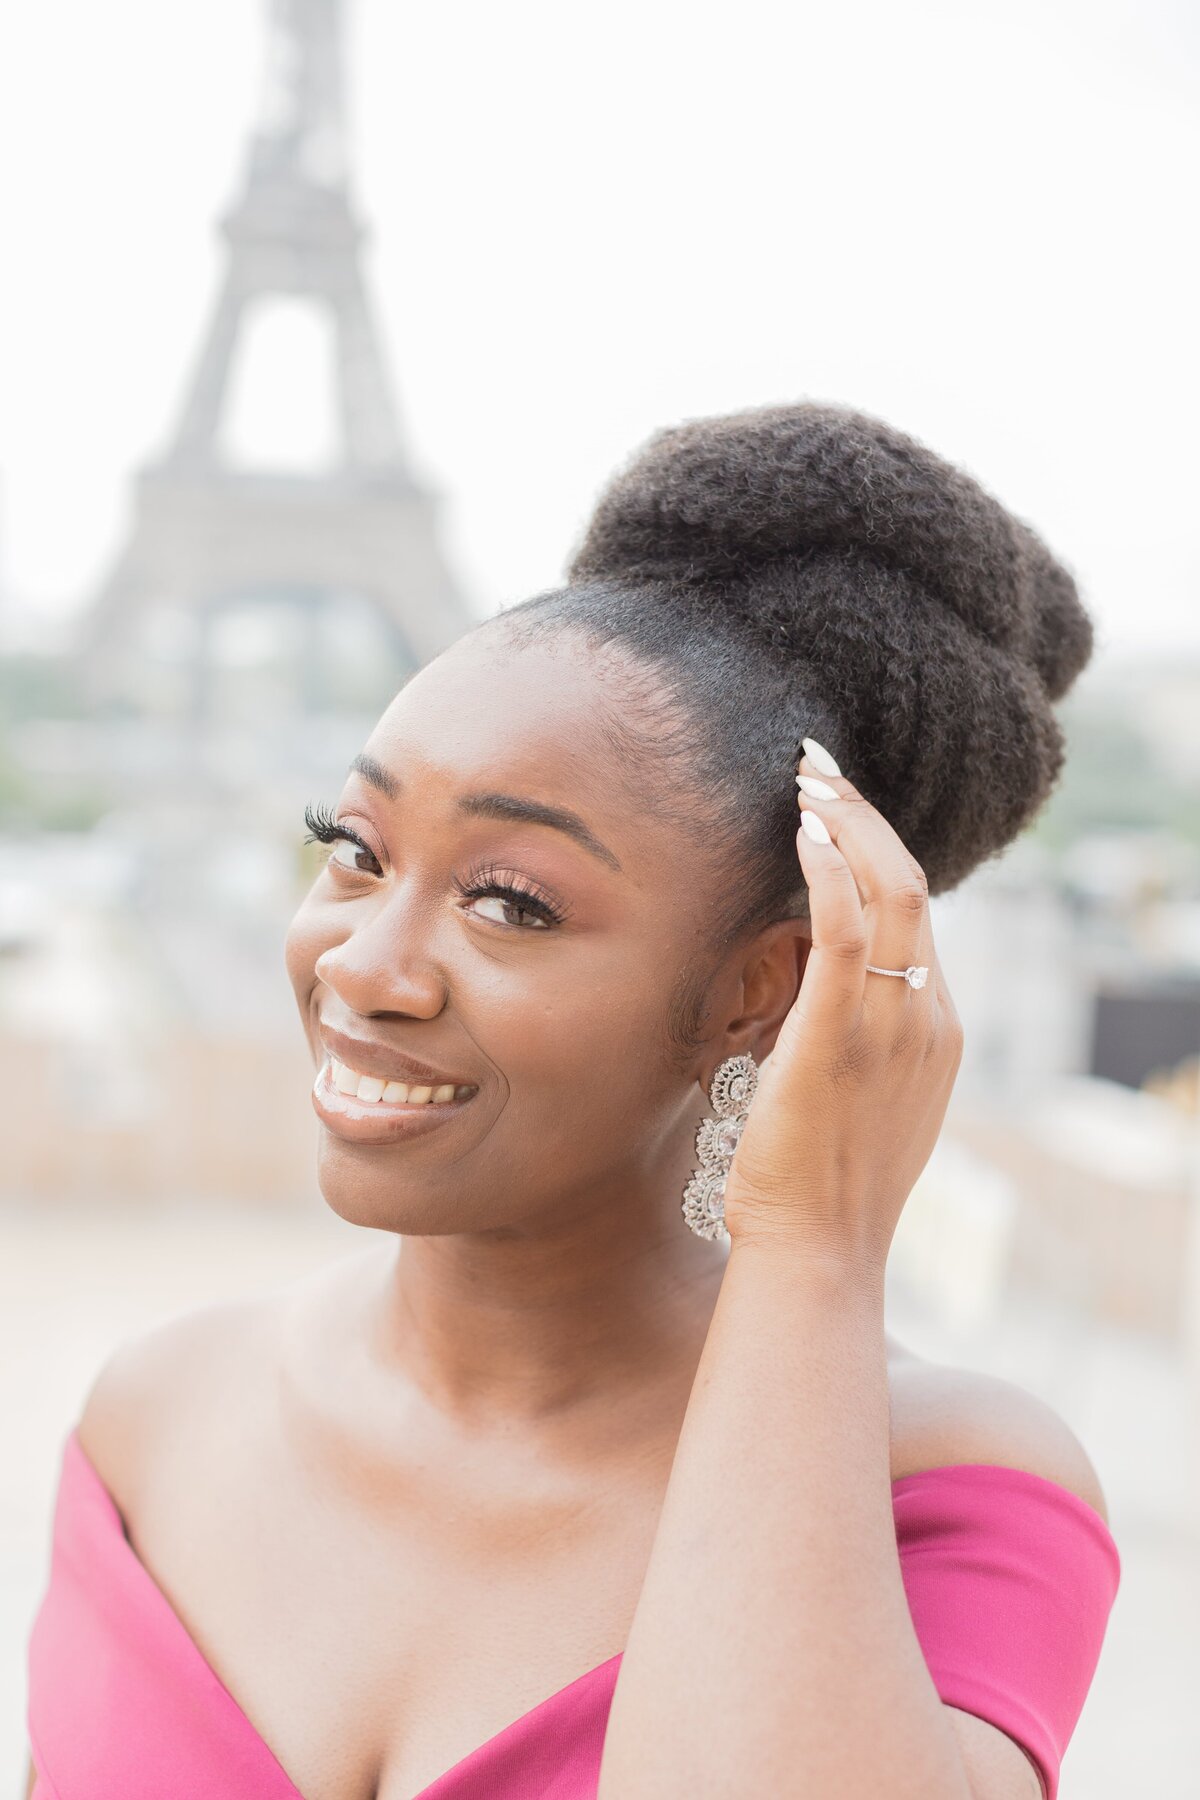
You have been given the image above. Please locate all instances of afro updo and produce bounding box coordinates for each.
[494,401,1093,1053]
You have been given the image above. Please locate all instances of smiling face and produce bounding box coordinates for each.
[285,624,752,1239]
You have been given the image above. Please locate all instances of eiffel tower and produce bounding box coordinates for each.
[78,0,476,728]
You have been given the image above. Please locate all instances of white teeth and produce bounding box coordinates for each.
[333,1061,361,1095]
[329,1059,473,1107]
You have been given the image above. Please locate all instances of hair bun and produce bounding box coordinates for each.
[567,401,1090,701]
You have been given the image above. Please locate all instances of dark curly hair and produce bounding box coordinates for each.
[485,400,1093,1059]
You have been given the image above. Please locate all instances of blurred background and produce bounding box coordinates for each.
[2,0,1197,1793]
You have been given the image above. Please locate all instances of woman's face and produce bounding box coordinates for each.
[285,626,736,1238]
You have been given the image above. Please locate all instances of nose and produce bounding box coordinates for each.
[314,903,447,1020]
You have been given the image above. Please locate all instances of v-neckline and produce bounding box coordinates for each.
[64,1428,1111,1798]
[65,1428,625,1800]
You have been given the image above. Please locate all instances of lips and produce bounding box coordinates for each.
[317,1022,478,1095]
[311,1055,477,1145]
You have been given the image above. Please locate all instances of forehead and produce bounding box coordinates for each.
[376,628,614,767]
[358,628,686,879]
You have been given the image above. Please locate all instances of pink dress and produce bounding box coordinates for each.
[26,1426,1120,1799]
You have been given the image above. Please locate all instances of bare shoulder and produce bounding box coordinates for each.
[74,1243,381,1512]
[886,1355,1105,1799]
[887,1352,1110,1526]
[74,1294,269,1510]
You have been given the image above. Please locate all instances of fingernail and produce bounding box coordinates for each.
[795,775,839,800]
[800,808,832,844]
[801,737,842,777]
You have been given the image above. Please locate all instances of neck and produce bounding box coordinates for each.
[367,1193,728,1426]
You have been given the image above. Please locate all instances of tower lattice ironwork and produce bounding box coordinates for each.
[79,0,476,724]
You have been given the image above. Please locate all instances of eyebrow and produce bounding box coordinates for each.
[348,753,623,873]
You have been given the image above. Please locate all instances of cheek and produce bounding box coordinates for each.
[493,953,656,1106]
[283,898,327,999]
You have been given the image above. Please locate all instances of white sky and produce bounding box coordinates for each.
[0,0,1197,655]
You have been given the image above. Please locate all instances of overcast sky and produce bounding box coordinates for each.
[1,0,1196,657]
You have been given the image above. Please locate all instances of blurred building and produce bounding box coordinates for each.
[77,0,475,737]
[1,6,1198,1438]
[926,805,1200,1357]
[1,0,480,1208]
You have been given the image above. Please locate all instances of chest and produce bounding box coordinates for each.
[128,1432,663,1800]
[123,1354,925,1800]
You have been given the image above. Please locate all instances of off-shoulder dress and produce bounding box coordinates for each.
[25,1426,1120,1799]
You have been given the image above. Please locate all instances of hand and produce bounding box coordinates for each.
[721,740,965,1274]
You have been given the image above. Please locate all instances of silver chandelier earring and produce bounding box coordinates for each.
[681,1052,759,1241]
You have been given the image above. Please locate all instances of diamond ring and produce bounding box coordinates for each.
[866,964,928,989]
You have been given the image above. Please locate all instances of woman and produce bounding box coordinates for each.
[25,402,1119,1800]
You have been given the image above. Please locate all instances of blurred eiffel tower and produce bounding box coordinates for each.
[77,0,475,729]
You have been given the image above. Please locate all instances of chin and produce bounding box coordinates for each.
[313,1138,503,1237]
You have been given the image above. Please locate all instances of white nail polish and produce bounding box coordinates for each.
[802,737,842,778]
[800,808,832,845]
[796,775,840,800]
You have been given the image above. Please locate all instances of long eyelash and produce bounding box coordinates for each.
[302,802,376,860]
[453,860,570,926]
[303,801,366,850]
[302,807,568,928]
[303,800,340,844]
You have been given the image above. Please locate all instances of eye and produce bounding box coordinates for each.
[453,861,569,930]
[467,894,550,930]
[302,806,569,931]
[303,802,382,876]
[328,835,380,875]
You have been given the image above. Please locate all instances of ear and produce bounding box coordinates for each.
[712,917,813,1073]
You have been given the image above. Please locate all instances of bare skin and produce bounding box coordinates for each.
[28,626,1107,1799]
[58,1246,954,1800]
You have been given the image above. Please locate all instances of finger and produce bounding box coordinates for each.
[796,752,934,980]
[792,805,869,1028]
